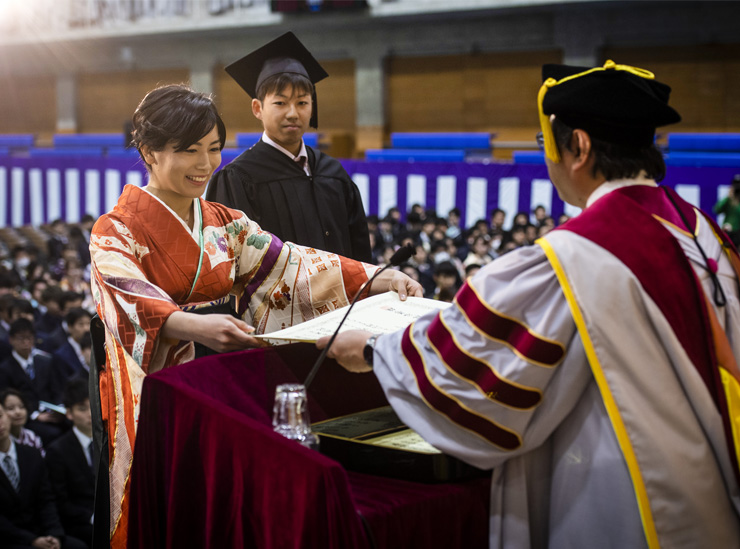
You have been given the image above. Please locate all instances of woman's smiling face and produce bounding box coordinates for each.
[144,125,222,199]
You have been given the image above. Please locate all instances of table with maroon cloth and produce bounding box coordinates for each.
[127,343,490,548]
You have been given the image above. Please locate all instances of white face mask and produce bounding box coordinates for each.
[433,251,451,263]
[15,257,30,269]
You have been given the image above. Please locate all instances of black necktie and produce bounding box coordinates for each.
[296,156,307,172]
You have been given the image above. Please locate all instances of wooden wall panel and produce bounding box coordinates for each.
[602,45,740,132]
[388,50,561,141]
[314,59,356,132]
[213,65,263,137]
[214,58,356,141]
[0,75,56,135]
[77,69,189,133]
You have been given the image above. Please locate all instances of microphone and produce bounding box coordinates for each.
[304,243,415,388]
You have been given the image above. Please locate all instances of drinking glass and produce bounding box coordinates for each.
[272,383,319,450]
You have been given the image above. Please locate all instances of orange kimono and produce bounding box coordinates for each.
[90,185,376,548]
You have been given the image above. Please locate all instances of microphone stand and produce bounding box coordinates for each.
[304,244,415,389]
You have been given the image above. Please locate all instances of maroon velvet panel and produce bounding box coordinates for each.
[127,344,491,548]
[128,350,370,549]
[349,472,490,549]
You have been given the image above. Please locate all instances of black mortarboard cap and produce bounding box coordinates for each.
[537,60,681,162]
[225,32,329,128]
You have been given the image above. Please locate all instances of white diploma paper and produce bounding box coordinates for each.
[255,292,451,343]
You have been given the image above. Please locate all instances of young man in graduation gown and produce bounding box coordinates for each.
[206,32,372,263]
[320,61,740,548]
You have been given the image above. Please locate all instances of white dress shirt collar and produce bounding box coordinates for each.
[0,439,17,463]
[11,350,34,373]
[72,426,93,466]
[67,336,90,372]
[261,132,310,176]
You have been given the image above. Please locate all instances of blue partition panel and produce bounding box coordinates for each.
[221,148,242,164]
[390,133,491,150]
[30,147,105,157]
[668,133,740,152]
[235,133,262,148]
[512,151,545,164]
[107,147,140,158]
[0,135,34,148]
[53,134,126,148]
[366,149,466,162]
[665,153,740,167]
[235,132,318,149]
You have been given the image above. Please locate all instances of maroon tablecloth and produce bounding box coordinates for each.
[127,343,490,548]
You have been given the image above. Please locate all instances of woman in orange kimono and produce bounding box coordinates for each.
[89,84,421,548]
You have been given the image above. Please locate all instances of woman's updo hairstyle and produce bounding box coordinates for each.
[131,84,227,170]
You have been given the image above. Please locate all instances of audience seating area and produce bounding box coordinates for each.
[365,132,493,162]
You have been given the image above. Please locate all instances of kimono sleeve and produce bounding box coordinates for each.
[230,214,378,334]
[89,215,180,372]
[373,244,592,471]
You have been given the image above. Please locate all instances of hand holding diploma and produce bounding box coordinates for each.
[316,330,374,373]
[369,269,424,301]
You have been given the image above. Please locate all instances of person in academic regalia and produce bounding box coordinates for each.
[321,61,740,548]
[206,32,373,263]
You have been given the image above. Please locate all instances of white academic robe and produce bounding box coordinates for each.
[373,182,740,548]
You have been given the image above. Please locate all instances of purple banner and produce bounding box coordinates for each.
[0,155,734,229]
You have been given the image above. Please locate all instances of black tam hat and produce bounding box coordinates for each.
[225,32,329,128]
[537,60,681,162]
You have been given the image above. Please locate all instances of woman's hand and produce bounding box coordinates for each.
[368,269,424,300]
[162,312,269,352]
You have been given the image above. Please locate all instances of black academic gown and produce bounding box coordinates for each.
[207,140,372,263]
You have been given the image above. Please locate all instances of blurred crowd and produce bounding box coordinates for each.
[0,216,96,548]
[368,203,569,303]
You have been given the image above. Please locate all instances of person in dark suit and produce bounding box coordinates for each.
[0,319,66,445]
[0,402,86,548]
[50,309,92,381]
[9,299,52,354]
[35,288,65,342]
[46,379,94,548]
[0,292,15,360]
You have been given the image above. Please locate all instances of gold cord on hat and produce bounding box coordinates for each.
[537,60,656,163]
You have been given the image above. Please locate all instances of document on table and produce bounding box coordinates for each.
[254,291,451,343]
[368,429,441,454]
